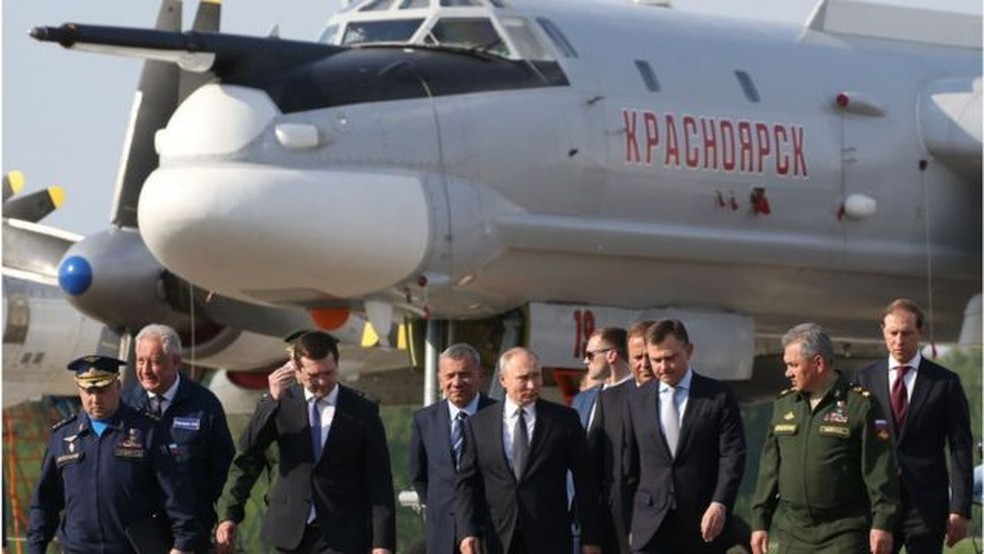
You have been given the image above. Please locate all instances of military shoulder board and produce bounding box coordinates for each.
[50,414,77,432]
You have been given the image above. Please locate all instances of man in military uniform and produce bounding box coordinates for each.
[27,355,202,554]
[751,323,900,554]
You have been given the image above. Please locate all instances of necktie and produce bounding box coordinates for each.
[891,365,909,428]
[310,398,323,460]
[451,411,468,470]
[512,407,529,480]
[148,395,163,417]
[660,386,680,456]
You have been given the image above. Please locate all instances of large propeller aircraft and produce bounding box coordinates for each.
[27,0,981,401]
[6,1,416,410]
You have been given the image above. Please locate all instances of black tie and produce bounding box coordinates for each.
[451,411,468,470]
[148,395,163,417]
[512,407,529,480]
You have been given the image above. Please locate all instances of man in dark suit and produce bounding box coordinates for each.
[124,324,235,549]
[623,319,746,553]
[593,323,649,553]
[854,298,974,553]
[216,331,395,554]
[456,347,602,554]
[626,320,656,387]
[410,343,497,554]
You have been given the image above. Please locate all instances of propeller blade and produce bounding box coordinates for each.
[178,0,222,100]
[3,186,65,222]
[109,0,182,228]
[3,171,25,203]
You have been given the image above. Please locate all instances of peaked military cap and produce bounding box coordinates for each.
[67,355,125,388]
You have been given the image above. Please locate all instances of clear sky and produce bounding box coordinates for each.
[3,0,979,235]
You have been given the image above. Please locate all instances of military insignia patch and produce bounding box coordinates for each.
[114,428,146,459]
[874,419,890,441]
[773,423,797,435]
[783,411,795,421]
[824,409,848,424]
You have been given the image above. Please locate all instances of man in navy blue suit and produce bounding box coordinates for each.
[854,298,973,554]
[410,343,497,554]
[624,319,746,553]
[123,324,234,550]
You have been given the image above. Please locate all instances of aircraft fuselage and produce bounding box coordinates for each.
[129,1,980,341]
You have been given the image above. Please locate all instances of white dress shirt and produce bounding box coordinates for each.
[502,398,536,468]
[888,353,920,403]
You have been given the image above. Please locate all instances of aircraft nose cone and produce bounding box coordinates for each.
[58,255,92,296]
[138,165,432,306]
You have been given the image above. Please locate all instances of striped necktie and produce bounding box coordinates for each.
[451,411,468,470]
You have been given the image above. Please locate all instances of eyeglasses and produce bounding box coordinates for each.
[583,347,613,361]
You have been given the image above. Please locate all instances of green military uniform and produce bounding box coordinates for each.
[751,373,900,553]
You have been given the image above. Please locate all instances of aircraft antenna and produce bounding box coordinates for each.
[919,159,938,355]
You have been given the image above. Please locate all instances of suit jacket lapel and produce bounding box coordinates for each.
[903,360,935,438]
[436,400,454,466]
[677,375,705,455]
[493,405,514,480]
[524,400,552,478]
[643,383,672,457]
[869,362,897,438]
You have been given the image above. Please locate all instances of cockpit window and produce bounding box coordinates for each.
[398,0,430,7]
[499,16,551,61]
[426,18,509,56]
[318,24,340,44]
[342,19,425,45]
[440,0,482,6]
[536,17,578,58]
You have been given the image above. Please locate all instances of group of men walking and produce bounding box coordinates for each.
[27,297,974,554]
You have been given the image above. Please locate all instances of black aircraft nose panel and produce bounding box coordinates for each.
[256,47,569,114]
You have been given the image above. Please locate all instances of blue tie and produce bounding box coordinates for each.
[451,411,468,470]
[310,399,322,460]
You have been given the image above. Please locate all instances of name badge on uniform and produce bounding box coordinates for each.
[773,423,797,435]
[56,452,83,466]
[172,417,201,431]
[819,425,850,438]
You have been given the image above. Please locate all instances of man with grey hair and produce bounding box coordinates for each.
[751,323,900,554]
[410,343,497,554]
[456,347,601,554]
[123,323,235,550]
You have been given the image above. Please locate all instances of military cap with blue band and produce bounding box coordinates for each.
[67,355,126,388]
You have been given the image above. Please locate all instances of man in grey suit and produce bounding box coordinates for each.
[854,298,973,553]
[410,343,497,554]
